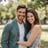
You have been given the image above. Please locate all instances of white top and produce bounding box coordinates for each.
[17,22,27,48]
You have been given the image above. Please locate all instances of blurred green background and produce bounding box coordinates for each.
[0,0,48,48]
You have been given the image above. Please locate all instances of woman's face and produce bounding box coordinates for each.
[27,12,35,24]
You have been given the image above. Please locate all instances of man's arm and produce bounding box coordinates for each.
[17,25,41,47]
[1,23,11,48]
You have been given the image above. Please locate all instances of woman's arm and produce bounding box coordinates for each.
[17,25,41,47]
[38,43,41,48]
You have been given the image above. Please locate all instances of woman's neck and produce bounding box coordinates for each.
[31,23,34,28]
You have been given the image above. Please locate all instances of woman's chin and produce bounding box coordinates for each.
[30,22,33,24]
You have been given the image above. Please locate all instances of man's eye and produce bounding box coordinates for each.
[27,16,29,18]
[23,12,25,14]
[19,11,21,13]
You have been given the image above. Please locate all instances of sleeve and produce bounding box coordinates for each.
[1,23,12,48]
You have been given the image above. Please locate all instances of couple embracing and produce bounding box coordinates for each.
[1,4,41,48]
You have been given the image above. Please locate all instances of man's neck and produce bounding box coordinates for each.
[16,18,23,24]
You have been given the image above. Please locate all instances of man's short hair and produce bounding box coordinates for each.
[17,4,26,11]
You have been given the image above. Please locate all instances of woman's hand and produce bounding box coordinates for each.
[38,43,40,48]
[17,41,29,47]
[17,41,21,44]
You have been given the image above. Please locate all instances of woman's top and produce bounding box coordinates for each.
[26,25,41,48]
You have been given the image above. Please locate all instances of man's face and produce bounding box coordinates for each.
[17,8,26,21]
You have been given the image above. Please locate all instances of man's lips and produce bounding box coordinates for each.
[19,15,25,18]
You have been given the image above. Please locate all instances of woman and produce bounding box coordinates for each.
[17,8,41,48]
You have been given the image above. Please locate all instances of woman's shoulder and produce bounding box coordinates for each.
[33,25,41,31]
[34,25,41,28]
[33,25,41,30]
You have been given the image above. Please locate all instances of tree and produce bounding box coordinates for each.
[27,0,48,10]
[27,0,48,20]
[0,0,2,2]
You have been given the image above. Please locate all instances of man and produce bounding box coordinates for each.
[1,4,27,48]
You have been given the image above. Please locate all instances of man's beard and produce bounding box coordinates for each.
[18,17,23,21]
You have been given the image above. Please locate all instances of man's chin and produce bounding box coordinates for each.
[20,18,24,20]
[19,19,23,21]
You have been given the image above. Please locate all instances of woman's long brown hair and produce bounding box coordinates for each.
[25,8,41,33]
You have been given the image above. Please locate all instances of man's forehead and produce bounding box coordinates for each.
[18,8,26,11]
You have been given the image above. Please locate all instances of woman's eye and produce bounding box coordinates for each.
[23,12,25,14]
[31,15,33,17]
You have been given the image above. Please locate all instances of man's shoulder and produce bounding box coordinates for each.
[11,18,17,24]
[4,22,12,29]
[5,18,17,27]
[4,19,15,28]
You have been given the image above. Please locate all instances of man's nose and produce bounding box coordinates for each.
[20,13,24,15]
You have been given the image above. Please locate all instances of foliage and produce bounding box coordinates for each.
[0,0,2,2]
[27,0,48,20]
[28,0,48,9]
[0,0,27,20]
[41,40,48,48]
